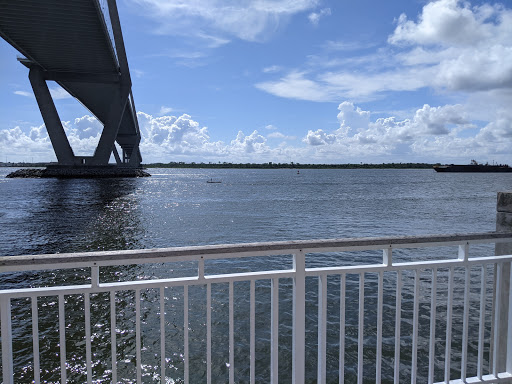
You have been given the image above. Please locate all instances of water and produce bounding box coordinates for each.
[1,167,512,383]
[1,168,510,256]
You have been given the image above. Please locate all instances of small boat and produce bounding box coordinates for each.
[207,178,221,183]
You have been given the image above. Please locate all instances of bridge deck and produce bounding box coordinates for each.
[0,0,140,164]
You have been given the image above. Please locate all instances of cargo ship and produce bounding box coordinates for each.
[434,160,512,173]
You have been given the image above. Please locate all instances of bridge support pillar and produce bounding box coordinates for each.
[29,66,75,165]
[90,85,129,165]
[495,191,512,373]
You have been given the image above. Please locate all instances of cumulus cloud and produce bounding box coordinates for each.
[300,101,495,162]
[388,0,497,46]
[303,129,337,146]
[231,131,267,153]
[1,103,510,164]
[257,0,512,101]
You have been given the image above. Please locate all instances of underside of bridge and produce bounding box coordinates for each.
[0,0,144,175]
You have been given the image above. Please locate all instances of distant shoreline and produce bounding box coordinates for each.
[0,161,436,169]
[143,162,435,169]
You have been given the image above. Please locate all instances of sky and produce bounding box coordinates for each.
[1,0,512,164]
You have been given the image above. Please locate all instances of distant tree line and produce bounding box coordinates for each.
[143,161,435,169]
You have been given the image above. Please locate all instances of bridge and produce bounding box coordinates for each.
[0,0,142,170]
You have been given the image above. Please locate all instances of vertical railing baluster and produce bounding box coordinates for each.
[458,243,470,381]
[477,265,486,379]
[428,268,437,384]
[31,296,41,384]
[293,250,306,384]
[250,280,256,384]
[507,264,512,374]
[339,274,346,384]
[489,264,497,374]
[1,295,14,384]
[444,267,454,383]
[376,271,383,384]
[91,266,99,289]
[84,293,92,384]
[493,260,512,375]
[207,283,212,384]
[461,266,470,381]
[358,273,364,384]
[110,291,117,383]
[411,269,420,384]
[493,263,501,377]
[184,285,189,384]
[492,263,502,377]
[160,287,166,384]
[318,274,327,383]
[271,277,279,384]
[136,289,142,384]
[58,294,67,384]
[394,270,402,384]
[229,281,234,384]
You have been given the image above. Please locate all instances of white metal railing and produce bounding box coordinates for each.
[1,232,512,383]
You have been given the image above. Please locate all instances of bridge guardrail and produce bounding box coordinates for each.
[2,232,512,383]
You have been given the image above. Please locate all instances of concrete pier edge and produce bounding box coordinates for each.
[6,165,151,178]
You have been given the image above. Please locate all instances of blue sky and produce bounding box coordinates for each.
[1,0,512,164]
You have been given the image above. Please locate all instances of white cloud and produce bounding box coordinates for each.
[267,131,296,140]
[388,0,498,47]
[262,65,283,73]
[130,0,319,43]
[257,0,512,101]
[231,130,268,153]
[265,124,278,130]
[303,129,337,146]
[308,8,331,26]
[159,106,174,115]
[2,103,510,164]
[49,86,72,100]
[14,90,33,98]
[300,101,501,163]
[14,87,72,100]
[256,71,336,102]
[132,69,145,78]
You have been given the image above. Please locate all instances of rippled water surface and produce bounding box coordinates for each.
[1,167,511,256]
[1,167,512,383]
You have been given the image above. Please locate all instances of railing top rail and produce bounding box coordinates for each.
[1,232,511,272]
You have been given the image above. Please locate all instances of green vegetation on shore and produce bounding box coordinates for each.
[143,161,435,169]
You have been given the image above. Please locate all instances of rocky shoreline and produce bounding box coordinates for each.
[6,166,151,178]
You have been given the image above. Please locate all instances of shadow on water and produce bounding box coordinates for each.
[0,178,147,382]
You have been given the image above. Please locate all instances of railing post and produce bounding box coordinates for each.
[495,191,512,373]
[0,295,14,384]
[293,250,306,384]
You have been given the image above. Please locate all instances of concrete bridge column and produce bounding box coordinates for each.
[89,84,129,165]
[495,191,512,373]
[29,66,75,165]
